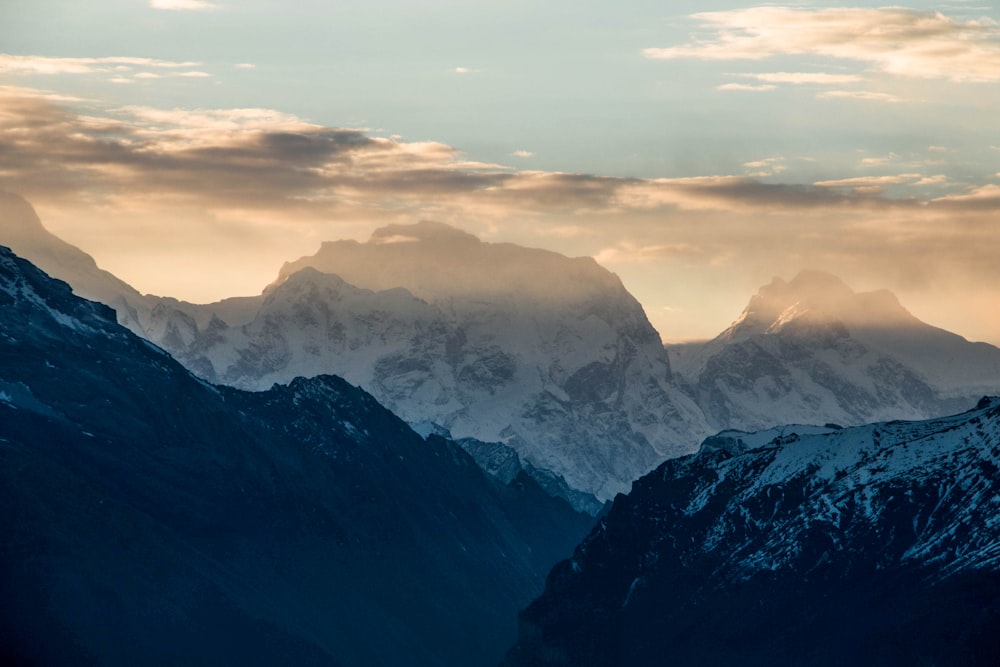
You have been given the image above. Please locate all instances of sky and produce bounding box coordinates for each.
[1,0,1000,344]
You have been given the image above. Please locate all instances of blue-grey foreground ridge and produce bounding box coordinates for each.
[505,398,1000,666]
[0,245,594,666]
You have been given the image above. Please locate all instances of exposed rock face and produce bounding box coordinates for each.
[505,399,1000,666]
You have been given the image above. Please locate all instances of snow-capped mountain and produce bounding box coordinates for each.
[505,399,1000,666]
[668,271,1000,432]
[0,190,153,331]
[184,221,710,501]
[2,194,708,503]
[0,246,594,666]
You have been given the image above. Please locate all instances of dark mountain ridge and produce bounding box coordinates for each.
[0,245,593,666]
[505,398,1000,666]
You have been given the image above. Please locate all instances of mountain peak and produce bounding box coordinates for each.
[278,221,626,306]
[1,191,52,243]
[0,192,146,322]
[368,220,479,246]
[725,270,916,340]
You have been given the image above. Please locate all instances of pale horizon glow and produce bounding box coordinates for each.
[2,1,1000,346]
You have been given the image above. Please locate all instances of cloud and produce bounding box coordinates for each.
[933,184,1000,206]
[644,7,1000,82]
[817,90,906,103]
[150,0,220,10]
[860,154,899,167]
[594,242,705,265]
[3,88,999,345]
[7,87,986,222]
[511,150,534,158]
[0,54,215,84]
[3,87,999,308]
[0,55,201,75]
[736,72,863,85]
[234,63,256,70]
[743,157,786,177]
[716,83,776,92]
[815,174,924,195]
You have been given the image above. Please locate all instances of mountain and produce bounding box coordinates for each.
[0,190,152,332]
[0,246,594,666]
[1,194,709,504]
[505,399,1000,666]
[158,221,710,502]
[668,271,1000,432]
[412,423,608,516]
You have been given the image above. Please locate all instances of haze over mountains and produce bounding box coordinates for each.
[4,190,1000,507]
[0,244,593,666]
[2,193,710,504]
[668,271,1000,432]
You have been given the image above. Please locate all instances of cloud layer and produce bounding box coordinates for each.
[645,7,1000,82]
[1,85,998,344]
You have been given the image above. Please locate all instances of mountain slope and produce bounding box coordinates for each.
[504,399,1000,666]
[2,194,709,502]
[0,190,152,331]
[0,246,593,667]
[199,221,710,500]
[668,271,1000,432]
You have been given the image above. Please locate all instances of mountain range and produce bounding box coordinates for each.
[5,190,1000,509]
[1,193,709,506]
[5,189,1000,665]
[668,270,1000,432]
[0,244,593,666]
[505,398,1000,666]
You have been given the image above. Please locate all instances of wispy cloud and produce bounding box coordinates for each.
[0,54,201,75]
[736,72,863,85]
[743,157,786,177]
[594,242,706,265]
[645,7,1000,82]
[860,154,899,167]
[716,83,775,92]
[0,89,879,218]
[3,86,1000,319]
[817,90,906,103]
[6,87,994,221]
[815,174,923,194]
[933,184,1000,206]
[511,150,534,158]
